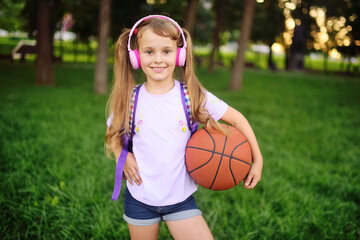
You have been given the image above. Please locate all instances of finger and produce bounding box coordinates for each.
[249,178,259,189]
[129,163,142,185]
[244,177,259,189]
[244,173,253,187]
[130,169,142,185]
[128,168,142,186]
[124,171,133,185]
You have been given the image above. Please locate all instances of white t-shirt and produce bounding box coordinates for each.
[107,80,228,206]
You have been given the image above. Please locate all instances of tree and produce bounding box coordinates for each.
[283,0,359,72]
[35,0,55,86]
[0,0,25,32]
[319,0,360,72]
[68,0,98,62]
[289,23,306,70]
[184,0,200,36]
[229,0,255,90]
[69,0,98,41]
[111,0,147,40]
[191,0,214,46]
[22,0,65,53]
[251,0,285,70]
[284,1,314,71]
[94,0,111,94]
[280,0,317,70]
[208,0,227,72]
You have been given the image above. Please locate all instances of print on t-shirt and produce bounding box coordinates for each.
[176,116,187,133]
[136,115,144,133]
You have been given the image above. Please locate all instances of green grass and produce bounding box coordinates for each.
[1,62,359,239]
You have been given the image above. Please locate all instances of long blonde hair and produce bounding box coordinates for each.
[105,16,226,155]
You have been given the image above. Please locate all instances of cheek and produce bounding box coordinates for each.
[167,53,177,65]
[139,54,151,65]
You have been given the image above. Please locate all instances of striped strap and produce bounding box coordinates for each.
[182,82,193,127]
[128,86,138,135]
[180,82,198,134]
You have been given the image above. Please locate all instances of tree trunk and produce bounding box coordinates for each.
[229,0,255,90]
[184,0,200,36]
[267,43,276,71]
[35,0,55,86]
[289,24,306,71]
[208,0,226,72]
[94,0,111,94]
[285,48,290,70]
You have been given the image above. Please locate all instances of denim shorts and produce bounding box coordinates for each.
[123,187,202,226]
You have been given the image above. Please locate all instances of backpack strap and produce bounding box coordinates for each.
[112,84,142,201]
[129,85,142,144]
[180,81,198,135]
[121,85,142,151]
[111,147,128,200]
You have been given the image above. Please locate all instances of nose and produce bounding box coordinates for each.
[154,52,162,63]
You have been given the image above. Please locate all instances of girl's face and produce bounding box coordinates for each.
[138,28,178,84]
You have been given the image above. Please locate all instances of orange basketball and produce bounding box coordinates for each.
[185,124,252,190]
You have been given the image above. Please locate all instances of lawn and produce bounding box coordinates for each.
[0,62,359,239]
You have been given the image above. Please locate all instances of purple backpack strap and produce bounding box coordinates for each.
[111,149,128,200]
[180,82,198,135]
[111,85,142,201]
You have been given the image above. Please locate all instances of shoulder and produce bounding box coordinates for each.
[203,90,228,121]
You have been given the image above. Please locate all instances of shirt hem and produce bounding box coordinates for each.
[127,184,198,207]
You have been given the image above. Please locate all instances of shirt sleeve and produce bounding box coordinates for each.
[204,91,228,121]
[106,112,114,128]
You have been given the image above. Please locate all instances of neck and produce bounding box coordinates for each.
[145,79,175,95]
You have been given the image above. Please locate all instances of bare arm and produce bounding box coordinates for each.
[107,128,142,185]
[107,127,122,160]
[220,106,263,189]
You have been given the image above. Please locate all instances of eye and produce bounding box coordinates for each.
[145,50,153,55]
[164,49,171,54]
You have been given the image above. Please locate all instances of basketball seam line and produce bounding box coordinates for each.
[209,126,228,190]
[186,141,250,166]
[188,128,216,174]
[229,140,248,186]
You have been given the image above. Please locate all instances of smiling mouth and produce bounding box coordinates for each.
[151,67,166,72]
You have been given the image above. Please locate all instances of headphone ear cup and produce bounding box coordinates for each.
[176,48,186,67]
[129,49,141,70]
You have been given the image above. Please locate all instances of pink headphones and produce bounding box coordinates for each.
[127,15,187,70]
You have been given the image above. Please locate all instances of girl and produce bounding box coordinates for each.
[105,15,263,240]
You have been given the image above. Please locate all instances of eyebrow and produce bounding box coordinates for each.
[140,45,176,49]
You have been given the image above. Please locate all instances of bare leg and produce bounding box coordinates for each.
[166,215,214,240]
[128,223,160,240]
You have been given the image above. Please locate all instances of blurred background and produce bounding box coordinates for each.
[0,0,359,85]
[0,0,359,239]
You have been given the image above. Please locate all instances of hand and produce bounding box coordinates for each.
[123,152,142,186]
[243,161,262,189]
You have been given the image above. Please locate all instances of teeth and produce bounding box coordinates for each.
[153,68,164,70]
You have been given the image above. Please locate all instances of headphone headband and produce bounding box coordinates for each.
[127,15,187,51]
